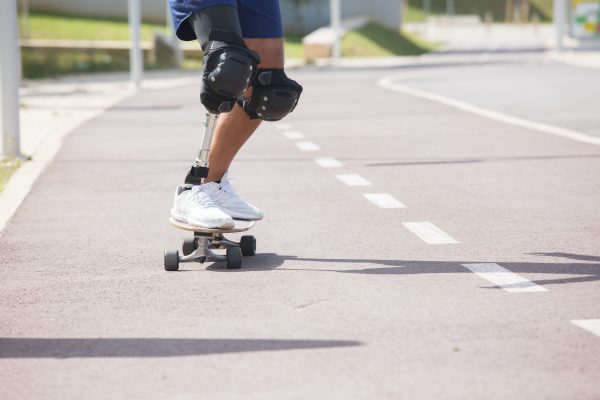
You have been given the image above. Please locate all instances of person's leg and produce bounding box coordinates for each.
[205,38,284,182]
[170,4,252,228]
[177,1,300,222]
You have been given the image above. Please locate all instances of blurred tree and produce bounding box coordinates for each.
[506,0,514,22]
[521,0,530,22]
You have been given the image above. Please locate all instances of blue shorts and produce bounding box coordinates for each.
[169,0,283,41]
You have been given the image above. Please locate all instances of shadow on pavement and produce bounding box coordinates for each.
[221,253,600,288]
[530,252,600,263]
[366,154,600,168]
[0,338,361,359]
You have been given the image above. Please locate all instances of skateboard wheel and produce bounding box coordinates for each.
[226,247,242,269]
[182,237,198,256]
[164,250,180,271]
[240,235,256,257]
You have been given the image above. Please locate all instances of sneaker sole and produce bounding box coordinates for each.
[171,208,234,229]
[217,207,263,221]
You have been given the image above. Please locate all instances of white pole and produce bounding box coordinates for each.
[0,0,21,158]
[330,0,342,61]
[554,0,565,51]
[128,0,143,87]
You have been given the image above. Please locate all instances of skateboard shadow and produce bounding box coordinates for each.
[212,252,600,288]
[204,252,296,272]
[0,338,361,359]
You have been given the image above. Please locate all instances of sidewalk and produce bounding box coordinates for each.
[406,22,556,52]
[405,21,600,70]
[19,69,203,157]
[0,70,199,233]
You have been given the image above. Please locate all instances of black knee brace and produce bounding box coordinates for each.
[238,69,303,121]
[201,29,260,114]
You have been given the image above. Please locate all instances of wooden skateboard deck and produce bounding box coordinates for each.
[169,217,255,234]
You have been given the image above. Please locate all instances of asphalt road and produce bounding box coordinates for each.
[1,55,599,399]
[386,56,600,137]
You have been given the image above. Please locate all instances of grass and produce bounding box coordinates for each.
[22,48,131,78]
[404,0,553,22]
[284,34,304,59]
[530,0,553,20]
[19,13,439,77]
[23,12,167,41]
[23,11,304,54]
[0,158,21,192]
[20,12,307,77]
[342,22,438,57]
[404,5,428,23]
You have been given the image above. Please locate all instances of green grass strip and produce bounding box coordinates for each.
[24,12,167,41]
[343,22,438,57]
[0,158,22,192]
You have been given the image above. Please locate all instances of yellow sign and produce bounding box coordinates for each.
[572,0,600,37]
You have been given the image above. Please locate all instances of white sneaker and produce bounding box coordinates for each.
[203,172,264,221]
[171,185,234,229]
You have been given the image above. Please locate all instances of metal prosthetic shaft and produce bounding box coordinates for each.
[185,112,219,185]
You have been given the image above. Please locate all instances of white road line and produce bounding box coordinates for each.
[571,319,600,337]
[363,193,405,208]
[314,157,343,168]
[378,76,600,147]
[276,123,292,130]
[295,141,320,152]
[461,263,547,293]
[402,222,458,244]
[283,131,304,140]
[336,174,372,186]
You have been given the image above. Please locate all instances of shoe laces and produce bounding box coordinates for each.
[188,185,218,208]
[210,181,240,203]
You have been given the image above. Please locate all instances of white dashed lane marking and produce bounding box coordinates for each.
[571,319,600,337]
[461,263,547,292]
[295,141,320,151]
[284,131,304,139]
[402,222,459,244]
[315,157,343,168]
[276,123,293,130]
[336,174,372,186]
[363,193,405,208]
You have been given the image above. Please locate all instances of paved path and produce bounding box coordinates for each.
[382,58,600,137]
[1,55,599,399]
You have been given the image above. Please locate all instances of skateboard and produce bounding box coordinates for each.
[164,112,258,271]
[164,217,256,271]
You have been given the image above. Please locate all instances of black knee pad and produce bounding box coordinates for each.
[201,30,260,114]
[238,69,303,121]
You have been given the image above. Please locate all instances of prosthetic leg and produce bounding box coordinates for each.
[184,112,218,185]
[164,112,257,271]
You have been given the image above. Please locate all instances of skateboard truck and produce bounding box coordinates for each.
[164,220,256,271]
[164,112,257,271]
